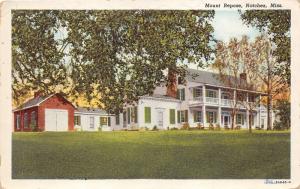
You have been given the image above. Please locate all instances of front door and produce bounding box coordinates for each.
[224,115,230,127]
[157,110,164,129]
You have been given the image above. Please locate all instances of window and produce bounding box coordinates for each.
[177,110,188,123]
[206,111,217,123]
[178,77,183,85]
[207,90,217,98]
[90,117,95,128]
[24,113,28,128]
[144,107,151,123]
[169,109,175,124]
[108,117,111,127]
[193,88,202,98]
[236,114,244,125]
[194,111,202,123]
[261,118,265,128]
[30,111,36,128]
[16,114,20,129]
[116,114,120,125]
[177,88,185,100]
[100,117,107,126]
[74,115,81,125]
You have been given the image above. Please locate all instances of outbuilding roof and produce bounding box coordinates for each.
[75,107,108,114]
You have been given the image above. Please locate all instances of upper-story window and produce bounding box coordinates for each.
[178,77,184,85]
[206,90,217,98]
[177,88,185,100]
[193,88,202,98]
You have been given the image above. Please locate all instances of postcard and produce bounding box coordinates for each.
[0,0,299,189]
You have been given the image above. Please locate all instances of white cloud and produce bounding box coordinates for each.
[212,10,261,43]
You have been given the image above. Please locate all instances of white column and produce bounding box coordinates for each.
[202,105,206,127]
[246,93,249,129]
[202,85,206,127]
[202,85,206,103]
[218,88,222,126]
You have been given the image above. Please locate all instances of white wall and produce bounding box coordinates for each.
[137,98,181,130]
[74,113,115,131]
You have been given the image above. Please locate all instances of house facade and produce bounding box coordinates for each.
[13,93,76,132]
[74,107,115,131]
[116,69,273,130]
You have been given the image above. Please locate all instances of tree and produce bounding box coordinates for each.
[239,10,291,130]
[213,38,244,130]
[12,10,69,106]
[213,36,264,132]
[273,99,290,130]
[239,10,290,85]
[60,10,215,113]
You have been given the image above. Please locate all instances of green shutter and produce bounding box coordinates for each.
[176,90,180,99]
[169,109,175,124]
[182,89,185,100]
[177,111,180,123]
[134,106,138,123]
[108,117,111,126]
[145,107,151,123]
[194,111,197,122]
[127,108,130,124]
[185,110,188,122]
[193,88,196,98]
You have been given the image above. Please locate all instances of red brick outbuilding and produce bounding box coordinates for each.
[13,93,75,132]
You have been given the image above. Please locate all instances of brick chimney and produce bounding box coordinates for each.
[240,73,247,81]
[34,91,43,98]
[166,68,177,98]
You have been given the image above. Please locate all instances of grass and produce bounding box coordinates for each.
[12,130,290,179]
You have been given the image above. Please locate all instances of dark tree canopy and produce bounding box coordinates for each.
[12,10,215,112]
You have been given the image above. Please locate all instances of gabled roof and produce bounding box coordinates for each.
[14,93,75,111]
[186,69,229,86]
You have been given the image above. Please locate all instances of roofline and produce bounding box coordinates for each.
[74,111,113,116]
[13,93,76,112]
[139,96,181,102]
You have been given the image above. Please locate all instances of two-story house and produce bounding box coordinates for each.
[114,69,272,130]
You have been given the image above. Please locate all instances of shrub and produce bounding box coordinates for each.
[170,127,178,130]
[139,127,149,131]
[30,123,38,131]
[98,127,102,131]
[181,123,190,130]
[196,123,205,130]
[152,125,158,131]
[255,126,261,130]
[273,121,284,130]
[224,126,230,130]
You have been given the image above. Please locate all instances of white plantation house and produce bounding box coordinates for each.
[115,69,275,130]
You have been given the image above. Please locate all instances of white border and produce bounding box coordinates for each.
[1,0,299,189]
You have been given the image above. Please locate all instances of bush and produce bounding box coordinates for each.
[196,123,205,130]
[139,127,149,131]
[273,121,284,130]
[181,123,190,130]
[170,127,178,130]
[224,126,230,130]
[30,123,38,131]
[255,126,261,130]
[152,125,158,131]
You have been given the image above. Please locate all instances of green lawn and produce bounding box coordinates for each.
[12,130,290,179]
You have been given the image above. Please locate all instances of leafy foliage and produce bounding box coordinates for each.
[12,10,69,104]
[239,10,291,85]
[273,99,290,130]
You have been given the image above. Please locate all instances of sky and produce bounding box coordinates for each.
[189,10,261,70]
[212,10,261,43]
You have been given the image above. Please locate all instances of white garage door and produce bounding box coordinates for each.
[45,109,68,131]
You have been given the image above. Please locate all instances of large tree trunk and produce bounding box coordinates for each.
[166,68,177,98]
[249,111,252,133]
